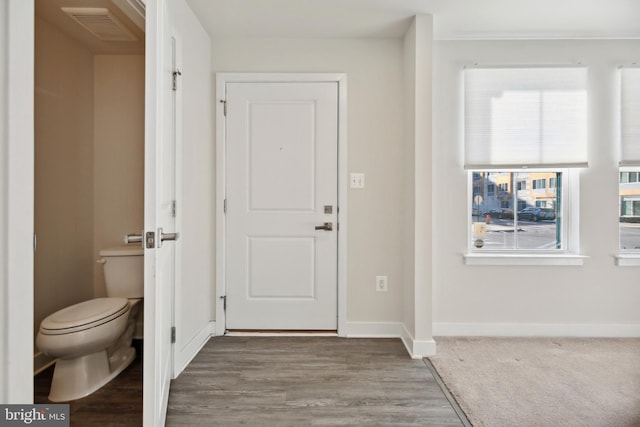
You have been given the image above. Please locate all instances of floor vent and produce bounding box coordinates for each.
[62,7,137,42]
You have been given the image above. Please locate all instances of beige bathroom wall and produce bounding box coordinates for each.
[93,55,145,296]
[34,17,95,339]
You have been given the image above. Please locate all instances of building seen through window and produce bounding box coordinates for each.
[471,171,561,250]
[620,169,640,251]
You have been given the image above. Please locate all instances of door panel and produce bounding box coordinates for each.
[226,82,338,330]
[248,101,316,211]
[248,236,315,298]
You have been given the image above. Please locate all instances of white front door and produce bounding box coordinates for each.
[225,81,339,330]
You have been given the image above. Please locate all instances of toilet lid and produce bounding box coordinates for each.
[40,297,129,335]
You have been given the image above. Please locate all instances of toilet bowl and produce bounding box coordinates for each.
[36,245,143,402]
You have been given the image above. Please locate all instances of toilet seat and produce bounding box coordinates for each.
[40,297,129,335]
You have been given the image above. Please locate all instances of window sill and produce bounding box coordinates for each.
[614,254,640,267]
[464,253,587,266]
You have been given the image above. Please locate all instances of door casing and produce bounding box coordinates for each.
[215,73,348,336]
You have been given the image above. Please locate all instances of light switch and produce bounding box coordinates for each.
[350,173,365,189]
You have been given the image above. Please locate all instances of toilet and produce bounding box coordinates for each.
[36,245,143,402]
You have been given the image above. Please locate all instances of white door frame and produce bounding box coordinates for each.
[1,0,35,403]
[215,73,348,336]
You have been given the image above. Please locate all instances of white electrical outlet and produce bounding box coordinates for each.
[376,275,388,292]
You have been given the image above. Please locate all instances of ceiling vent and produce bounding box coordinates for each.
[61,7,137,42]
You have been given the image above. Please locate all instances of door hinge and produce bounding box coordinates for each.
[223,198,227,214]
[171,200,177,218]
[220,295,227,311]
[172,69,182,91]
[220,99,227,116]
[171,326,176,344]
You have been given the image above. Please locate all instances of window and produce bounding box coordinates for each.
[471,171,563,250]
[487,183,496,196]
[619,68,640,254]
[532,179,546,190]
[465,67,586,258]
[619,168,640,251]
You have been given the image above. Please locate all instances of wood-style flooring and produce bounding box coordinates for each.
[34,337,463,426]
[166,337,463,426]
[34,340,143,427]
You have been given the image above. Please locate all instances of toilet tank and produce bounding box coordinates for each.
[99,245,144,298]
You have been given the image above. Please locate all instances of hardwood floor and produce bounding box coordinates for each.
[166,337,463,426]
[34,340,143,427]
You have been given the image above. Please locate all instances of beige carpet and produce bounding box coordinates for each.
[428,337,640,427]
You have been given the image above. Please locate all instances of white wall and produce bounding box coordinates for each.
[412,15,434,349]
[34,17,95,341]
[211,38,406,325]
[402,15,436,356]
[433,40,640,336]
[93,55,145,297]
[171,0,214,373]
[403,20,417,338]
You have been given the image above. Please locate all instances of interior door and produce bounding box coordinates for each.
[143,0,206,425]
[226,81,339,330]
[143,0,212,426]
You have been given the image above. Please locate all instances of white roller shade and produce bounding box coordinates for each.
[464,67,588,169]
[621,67,640,166]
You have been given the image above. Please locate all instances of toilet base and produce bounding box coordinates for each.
[48,346,136,402]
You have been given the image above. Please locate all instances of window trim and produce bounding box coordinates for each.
[617,166,640,260]
[465,168,582,265]
[465,253,587,266]
[614,254,640,267]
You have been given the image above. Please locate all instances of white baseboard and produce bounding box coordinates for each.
[173,321,216,378]
[225,331,338,337]
[33,352,55,376]
[400,324,436,359]
[433,322,640,337]
[343,322,436,358]
[343,321,403,337]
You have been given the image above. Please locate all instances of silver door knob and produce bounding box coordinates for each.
[315,222,333,231]
[158,228,179,248]
[124,232,143,244]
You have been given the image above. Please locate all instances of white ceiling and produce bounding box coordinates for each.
[185,0,640,40]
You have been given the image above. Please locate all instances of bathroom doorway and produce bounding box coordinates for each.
[32,0,145,421]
